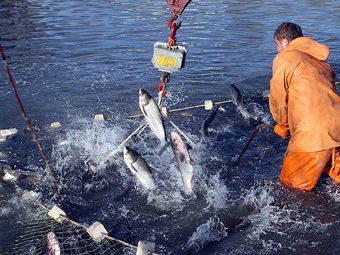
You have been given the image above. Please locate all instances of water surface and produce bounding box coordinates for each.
[0,1,340,254]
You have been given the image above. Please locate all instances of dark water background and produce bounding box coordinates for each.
[0,0,340,254]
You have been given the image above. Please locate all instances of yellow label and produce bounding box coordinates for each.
[156,55,177,67]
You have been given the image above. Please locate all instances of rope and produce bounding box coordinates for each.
[128,99,233,119]
[0,44,62,204]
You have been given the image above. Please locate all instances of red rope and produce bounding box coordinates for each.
[0,44,62,204]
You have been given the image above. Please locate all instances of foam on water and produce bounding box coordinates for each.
[203,172,231,211]
[325,181,340,203]
[222,181,338,255]
[163,83,188,108]
[242,183,286,240]
[0,188,44,223]
[188,215,229,252]
[330,189,340,203]
[52,118,126,174]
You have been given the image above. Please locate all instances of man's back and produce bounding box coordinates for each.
[270,37,340,152]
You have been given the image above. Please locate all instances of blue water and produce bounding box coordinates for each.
[0,0,340,254]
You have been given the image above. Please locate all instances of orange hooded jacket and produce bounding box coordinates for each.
[269,37,340,153]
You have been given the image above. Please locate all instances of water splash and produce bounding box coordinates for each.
[325,182,340,203]
[52,118,126,174]
[231,182,334,254]
[163,83,188,108]
[188,215,228,253]
[203,172,231,211]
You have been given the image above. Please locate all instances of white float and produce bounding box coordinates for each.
[50,122,61,128]
[87,221,108,242]
[94,114,105,121]
[204,100,213,110]
[2,172,16,182]
[0,128,18,137]
[48,205,67,223]
[136,241,155,255]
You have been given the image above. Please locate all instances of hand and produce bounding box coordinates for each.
[274,124,290,138]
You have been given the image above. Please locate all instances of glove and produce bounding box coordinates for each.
[274,124,290,138]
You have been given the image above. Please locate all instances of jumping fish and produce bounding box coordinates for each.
[139,89,167,144]
[201,105,220,141]
[123,146,156,190]
[170,131,194,195]
[47,232,61,255]
[229,84,258,120]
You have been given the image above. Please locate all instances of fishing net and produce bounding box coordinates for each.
[0,165,157,255]
[0,216,129,255]
[0,198,136,255]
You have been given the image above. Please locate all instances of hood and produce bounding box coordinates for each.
[286,37,329,61]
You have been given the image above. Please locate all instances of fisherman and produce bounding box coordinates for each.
[270,22,340,191]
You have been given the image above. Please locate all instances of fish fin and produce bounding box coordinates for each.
[140,105,147,117]
[148,167,153,174]
[186,143,193,150]
[130,163,139,174]
[157,141,171,156]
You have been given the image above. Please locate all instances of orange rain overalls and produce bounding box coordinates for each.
[269,37,340,191]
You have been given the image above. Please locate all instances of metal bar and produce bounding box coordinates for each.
[104,123,148,161]
[234,124,273,166]
[128,99,233,119]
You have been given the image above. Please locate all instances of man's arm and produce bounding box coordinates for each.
[269,55,290,125]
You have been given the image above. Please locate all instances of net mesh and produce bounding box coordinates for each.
[0,216,129,255]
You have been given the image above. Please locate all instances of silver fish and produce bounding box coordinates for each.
[170,131,194,195]
[47,232,61,255]
[139,89,167,144]
[123,146,156,190]
[229,84,258,120]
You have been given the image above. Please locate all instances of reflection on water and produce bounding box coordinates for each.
[0,1,339,109]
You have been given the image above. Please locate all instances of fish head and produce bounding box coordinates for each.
[47,232,55,240]
[123,146,139,164]
[170,131,186,151]
[170,131,180,146]
[139,88,152,107]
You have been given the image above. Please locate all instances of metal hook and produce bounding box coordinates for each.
[167,15,181,46]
